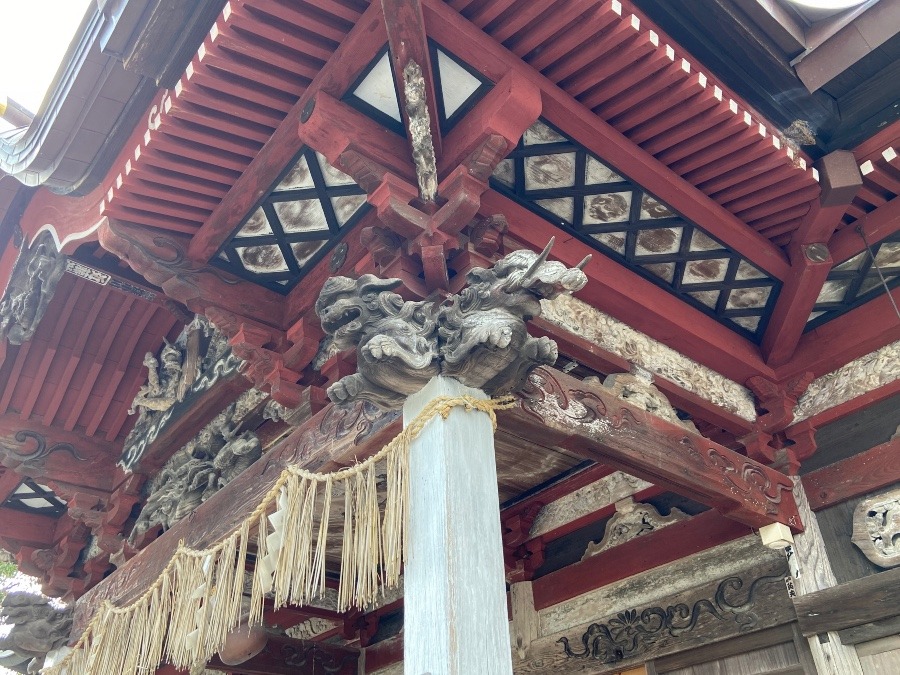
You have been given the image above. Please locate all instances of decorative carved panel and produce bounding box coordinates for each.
[582,497,688,560]
[852,487,900,568]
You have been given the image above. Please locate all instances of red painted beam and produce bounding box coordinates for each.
[761,243,833,368]
[419,0,791,281]
[100,218,285,329]
[506,367,800,530]
[486,190,775,385]
[778,287,900,381]
[0,507,59,549]
[803,437,900,511]
[829,195,900,265]
[532,509,751,609]
[187,0,387,262]
[0,414,119,490]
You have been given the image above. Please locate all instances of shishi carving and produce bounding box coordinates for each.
[315,275,440,409]
[0,231,67,345]
[438,240,590,393]
[315,238,589,409]
[0,592,73,673]
[851,487,900,568]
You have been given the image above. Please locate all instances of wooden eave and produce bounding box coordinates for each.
[0,0,899,610]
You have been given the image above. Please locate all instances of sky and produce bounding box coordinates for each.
[0,0,92,131]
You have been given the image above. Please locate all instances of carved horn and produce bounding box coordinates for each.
[576,254,592,270]
[522,237,555,283]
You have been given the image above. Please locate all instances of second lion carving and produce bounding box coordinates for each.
[316,238,589,409]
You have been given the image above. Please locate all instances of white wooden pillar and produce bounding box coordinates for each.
[403,376,513,675]
[790,476,863,675]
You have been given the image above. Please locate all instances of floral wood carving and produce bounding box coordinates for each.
[558,572,784,664]
[582,497,688,560]
[851,487,900,568]
[540,293,756,421]
[794,340,900,422]
[315,238,589,408]
[0,231,67,345]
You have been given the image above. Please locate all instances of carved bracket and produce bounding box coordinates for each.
[315,239,589,408]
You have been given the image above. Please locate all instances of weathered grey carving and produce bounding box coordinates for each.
[851,488,900,568]
[120,316,242,471]
[129,397,262,543]
[316,239,589,409]
[439,241,590,392]
[403,59,437,203]
[128,344,183,415]
[315,275,440,409]
[598,365,697,431]
[0,592,73,673]
[582,498,688,560]
[0,232,67,345]
[794,340,900,422]
[540,294,757,421]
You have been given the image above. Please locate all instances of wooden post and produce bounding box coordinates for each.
[790,476,863,674]
[403,376,513,675]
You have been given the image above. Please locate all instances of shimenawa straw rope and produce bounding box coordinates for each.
[44,394,516,675]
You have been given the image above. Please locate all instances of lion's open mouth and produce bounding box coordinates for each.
[321,302,362,333]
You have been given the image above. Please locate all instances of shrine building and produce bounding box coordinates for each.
[1,0,899,673]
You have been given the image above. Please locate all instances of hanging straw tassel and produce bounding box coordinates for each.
[308,475,332,602]
[45,394,515,675]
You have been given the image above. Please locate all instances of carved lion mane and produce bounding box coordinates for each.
[315,239,589,409]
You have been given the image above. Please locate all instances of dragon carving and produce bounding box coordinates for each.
[316,238,589,409]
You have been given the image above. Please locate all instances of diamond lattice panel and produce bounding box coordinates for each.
[491,120,780,341]
[212,148,369,293]
[807,233,900,329]
[344,42,492,136]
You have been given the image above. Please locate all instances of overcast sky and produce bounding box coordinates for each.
[0,0,92,130]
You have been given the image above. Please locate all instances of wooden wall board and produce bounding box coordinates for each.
[793,566,900,636]
[659,641,802,675]
[814,497,883,585]
[653,624,797,673]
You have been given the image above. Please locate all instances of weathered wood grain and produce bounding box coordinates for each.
[790,477,864,673]
[802,438,900,511]
[840,615,900,646]
[652,624,797,672]
[794,566,900,636]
